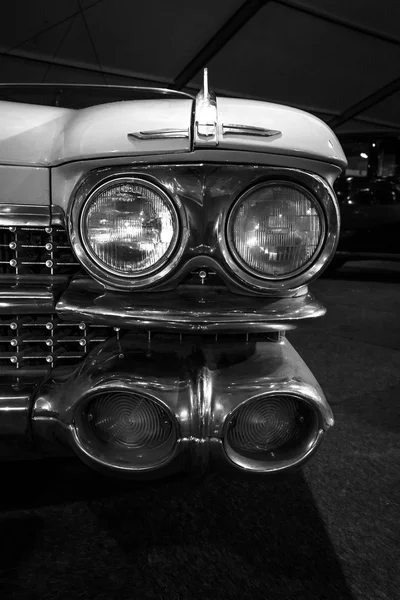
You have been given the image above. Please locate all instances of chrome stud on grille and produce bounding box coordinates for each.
[0,225,79,276]
[0,314,120,371]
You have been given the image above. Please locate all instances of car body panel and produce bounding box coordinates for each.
[216,96,346,169]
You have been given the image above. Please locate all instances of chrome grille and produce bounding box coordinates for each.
[0,226,79,276]
[0,315,119,370]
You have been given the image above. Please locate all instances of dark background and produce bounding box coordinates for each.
[1,0,400,134]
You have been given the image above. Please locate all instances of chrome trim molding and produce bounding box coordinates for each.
[0,204,50,227]
[51,205,66,227]
[0,389,31,436]
[0,82,195,100]
[128,129,190,140]
[0,282,59,314]
[56,277,326,332]
[222,124,282,138]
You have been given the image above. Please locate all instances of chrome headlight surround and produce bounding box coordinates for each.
[69,171,187,290]
[218,170,340,293]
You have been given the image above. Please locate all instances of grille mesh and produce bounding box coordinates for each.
[0,226,79,276]
[0,314,119,370]
[0,225,277,372]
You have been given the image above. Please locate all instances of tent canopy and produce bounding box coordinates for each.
[2,0,400,134]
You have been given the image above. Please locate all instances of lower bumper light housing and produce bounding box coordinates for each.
[73,389,177,471]
[224,393,321,472]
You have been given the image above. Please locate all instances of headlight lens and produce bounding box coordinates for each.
[82,178,179,276]
[228,181,323,278]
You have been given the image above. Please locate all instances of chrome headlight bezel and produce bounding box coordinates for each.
[218,170,340,292]
[69,172,187,290]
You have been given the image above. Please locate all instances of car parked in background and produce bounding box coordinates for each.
[333,132,400,268]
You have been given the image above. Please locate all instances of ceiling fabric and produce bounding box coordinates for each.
[2,0,400,134]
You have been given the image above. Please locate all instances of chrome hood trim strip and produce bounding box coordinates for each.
[0,204,66,227]
[0,204,51,227]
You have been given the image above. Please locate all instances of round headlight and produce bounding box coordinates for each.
[227,181,324,278]
[81,178,179,277]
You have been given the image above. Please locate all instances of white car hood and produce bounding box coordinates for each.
[0,92,346,169]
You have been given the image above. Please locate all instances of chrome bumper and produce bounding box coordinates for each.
[55,278,325,333]
[0,333,333,476]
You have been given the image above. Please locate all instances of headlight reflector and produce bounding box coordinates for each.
[228,181,323,278]
[82,178,179,276]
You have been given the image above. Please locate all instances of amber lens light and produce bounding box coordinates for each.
[77,391,176,468]
[229,182,322,277]
[83,179,178,276]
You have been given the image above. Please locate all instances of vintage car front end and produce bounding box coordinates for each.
[0,72,347,478]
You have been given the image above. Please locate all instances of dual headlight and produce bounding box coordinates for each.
[81,178,179,277]
[78,176,325,286]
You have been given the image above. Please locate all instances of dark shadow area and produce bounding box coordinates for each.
[335,382,400,435]
[322,260,400,283]
[0,459,354,600]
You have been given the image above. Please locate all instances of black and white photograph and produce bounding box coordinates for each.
[0,1,399,598]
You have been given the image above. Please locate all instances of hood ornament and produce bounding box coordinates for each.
[194,68,218,147]
[193,68,282,148]
[128,68,282,148]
